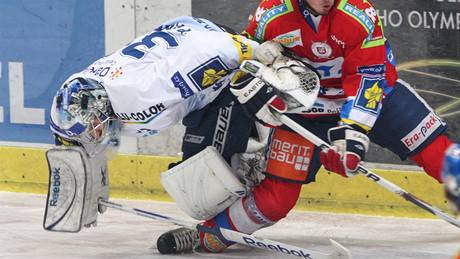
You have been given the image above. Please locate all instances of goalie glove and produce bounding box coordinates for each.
[240,57,320,111]
[319,124,370,177]
[230,73,286,127]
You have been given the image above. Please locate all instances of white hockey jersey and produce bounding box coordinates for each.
[64,16,259,137]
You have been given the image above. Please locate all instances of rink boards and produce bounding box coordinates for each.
[0,146,448,219]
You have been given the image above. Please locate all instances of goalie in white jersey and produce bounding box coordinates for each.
[44,16,262,232]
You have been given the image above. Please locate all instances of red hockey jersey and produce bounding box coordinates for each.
[244,0,398,131]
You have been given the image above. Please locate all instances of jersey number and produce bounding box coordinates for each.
[122,31,178,59]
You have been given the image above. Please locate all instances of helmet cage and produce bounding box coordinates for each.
[51,78,119,146]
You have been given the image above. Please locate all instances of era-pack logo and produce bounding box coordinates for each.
[187,56,229,90]
[402,112,445,151]
[354,77,384,114]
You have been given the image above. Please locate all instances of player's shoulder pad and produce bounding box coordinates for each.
[335,0,379,35]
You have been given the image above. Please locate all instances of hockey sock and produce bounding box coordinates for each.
[253,177,302,221]
[410,135,452,183]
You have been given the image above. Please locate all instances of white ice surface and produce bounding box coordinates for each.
[1,191,459,259]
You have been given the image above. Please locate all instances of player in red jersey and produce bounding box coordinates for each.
[243,0,452,181]
[156,0,454,254]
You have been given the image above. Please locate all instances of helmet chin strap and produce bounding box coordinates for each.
[299,0,320,16]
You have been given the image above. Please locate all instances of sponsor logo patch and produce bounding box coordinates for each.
[231,35,253,62]
[255,3,290,40]
[274,29,303,48]
[136,128,158,137]
[49,168,61,206]
[212,102,233,153]
[330,34,345,48]
[184,134,205,144]
[402,113,444,151]
[340,3,375,33]
[116,103,166,124]
[357,64,385,76]
[269,140,312,171]
[171,71,194,99]
[242,237,313,259]
[310,57,344,79]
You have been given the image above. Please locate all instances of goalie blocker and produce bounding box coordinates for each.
[43,146,109,232]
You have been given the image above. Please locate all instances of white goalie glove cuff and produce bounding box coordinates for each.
[255,40,284,65]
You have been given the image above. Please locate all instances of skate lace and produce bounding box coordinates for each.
[173,229,198,252]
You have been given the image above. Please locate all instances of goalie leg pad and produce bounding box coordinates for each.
[161,146,247,220]
[43,146,108,232]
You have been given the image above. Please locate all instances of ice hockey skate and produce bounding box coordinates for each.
[156,227,199,254]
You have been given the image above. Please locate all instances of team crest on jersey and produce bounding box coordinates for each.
[274,29,303,48]
[354,77,384,114]
[311,42,332,58]
[188,56,230,90]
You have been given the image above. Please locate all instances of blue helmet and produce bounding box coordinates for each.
[442,143,460,215]
[50,78,121,156]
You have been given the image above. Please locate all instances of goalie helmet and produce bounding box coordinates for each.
[50,77,121,156]
[442,143,460,215]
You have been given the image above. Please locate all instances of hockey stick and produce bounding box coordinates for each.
[99,199,352,259]
[278,114,460,229]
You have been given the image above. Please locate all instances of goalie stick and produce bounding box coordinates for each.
[277,114,460,229]
[99,199,352,259]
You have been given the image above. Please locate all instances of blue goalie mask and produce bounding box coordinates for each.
[50,77,121,156]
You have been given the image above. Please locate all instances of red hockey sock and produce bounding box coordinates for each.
[253,177,302,221]
[409,135,452,183]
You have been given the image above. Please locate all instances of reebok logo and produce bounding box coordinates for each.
[243,237,313,259]
[49,168,61,206]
